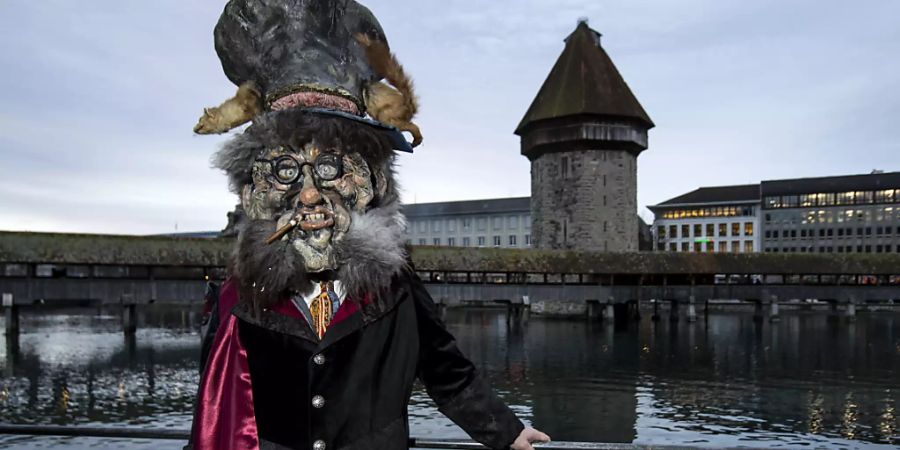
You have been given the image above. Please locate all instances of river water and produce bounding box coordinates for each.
[0,307,896,449]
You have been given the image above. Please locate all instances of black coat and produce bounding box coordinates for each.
[201,270,524,450]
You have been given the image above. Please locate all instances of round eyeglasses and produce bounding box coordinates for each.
[255,153,342,185]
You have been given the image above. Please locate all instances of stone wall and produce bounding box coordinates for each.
[531,149,638,252]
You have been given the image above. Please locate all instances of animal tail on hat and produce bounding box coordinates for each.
[355,33,423,147]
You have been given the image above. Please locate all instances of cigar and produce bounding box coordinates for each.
[266,219,298,245]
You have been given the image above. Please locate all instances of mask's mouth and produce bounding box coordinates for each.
[265,205,336,244]
[297,206,334,231]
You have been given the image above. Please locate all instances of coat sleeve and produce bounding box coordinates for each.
[409,272,525,450]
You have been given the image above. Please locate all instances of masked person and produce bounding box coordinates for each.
[189,2,550,450]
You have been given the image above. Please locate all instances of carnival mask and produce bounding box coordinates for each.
[241,142,386,273]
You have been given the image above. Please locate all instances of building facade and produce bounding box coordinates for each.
[648,185,761,253]
[402,197,532,248]
[760,172,900,254]
[649,172,900,253]
[515,20,653,252]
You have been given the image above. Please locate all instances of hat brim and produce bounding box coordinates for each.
[305,108,414,153]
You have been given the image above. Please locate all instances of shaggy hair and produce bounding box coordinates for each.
[220,109,407,309]
[212,109,395,194]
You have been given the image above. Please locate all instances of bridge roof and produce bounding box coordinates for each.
[0,231,232,266]
[1,232,897,275]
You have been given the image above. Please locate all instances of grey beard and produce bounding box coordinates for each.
[233,201,408,308]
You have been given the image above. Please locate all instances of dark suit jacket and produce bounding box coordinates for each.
[192,269,523,450]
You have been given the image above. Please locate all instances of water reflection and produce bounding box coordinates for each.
[0,307,897,448]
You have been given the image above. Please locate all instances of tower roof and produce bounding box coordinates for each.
[515,21,654,135]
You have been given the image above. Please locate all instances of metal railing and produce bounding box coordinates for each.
[0,424,707,449]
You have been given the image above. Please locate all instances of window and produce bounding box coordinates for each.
[706,224,714,237]
[682,224,690,238]
[561,156,570,178]
[462,218,472,231]
[744,222,754,236]
[477,218,487,231]
[603,195,607,207]
[432,220,441,232]
[447,237,456,246]
[417,221,426,233]
[447,219,456,232]
[718,224,727,237]
[418,239,426,245]
[681,242,689,252]
[433,238,441,246]
[718,241,727,252]
[669,243,677,251]
[731,222,740,236]
[492,217,502,230]
[669,225,678,238]
[462,237,470,247]
[706,242,714,252]
[657,226,666,239]
[509,235,517,246]
[477,236,486,247]
[693,242,701,252]
[773,230,779,239]
[765,231,771,238]
[524,235,531,246]
[744,241,753,253]
[731,241,740,253]
[524,215,531,229]
[493,236,501,247]
[693,224,702,237]
[508,216,519,229]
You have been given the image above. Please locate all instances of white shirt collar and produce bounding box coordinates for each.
[300,280,345,307]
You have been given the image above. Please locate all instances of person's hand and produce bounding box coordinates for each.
[510,426,550,450]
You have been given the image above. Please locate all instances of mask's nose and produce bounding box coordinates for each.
[295,165,323,207]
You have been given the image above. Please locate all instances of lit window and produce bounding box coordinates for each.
[744,222,754,236]
[718,224,727,237]
[744,241,753,253]
[731,223,740,236]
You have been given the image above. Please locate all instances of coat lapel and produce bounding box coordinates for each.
[231,275,411,350]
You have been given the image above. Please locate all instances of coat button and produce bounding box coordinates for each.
[312,439,326,450]
[313,354,325,365]
[311,395,325,408]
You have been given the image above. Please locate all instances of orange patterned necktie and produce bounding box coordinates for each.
[309,281,334,339]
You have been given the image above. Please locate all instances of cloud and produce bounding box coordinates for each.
[0,0,898,234]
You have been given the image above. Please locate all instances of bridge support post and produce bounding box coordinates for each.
[669,301,679,323]
[121,294,137,336]
[845,301,857,323]
[769,295,780,323]
[3,293,19,338]
[603,302,615,323]
[686,296,697,323]
[651,300,660,322]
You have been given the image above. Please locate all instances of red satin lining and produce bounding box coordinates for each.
[191,313,260,450]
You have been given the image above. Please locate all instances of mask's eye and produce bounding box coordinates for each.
[273,156,301,184]
[315,153,342,181]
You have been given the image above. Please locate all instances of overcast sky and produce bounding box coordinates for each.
[1,1,898,235]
